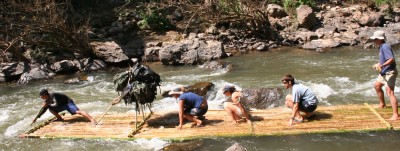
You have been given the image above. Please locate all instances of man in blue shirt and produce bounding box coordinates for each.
[282,75,318,125]
[370,30,399,120]
[169,87,208,130]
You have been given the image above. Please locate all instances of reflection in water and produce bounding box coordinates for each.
[1,47,400,150]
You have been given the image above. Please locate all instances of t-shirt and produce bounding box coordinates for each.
[37,93,71,118]
[291,83,318,105]
[379,43,396,75]
[46,93,71,107]
[179,92,203,109]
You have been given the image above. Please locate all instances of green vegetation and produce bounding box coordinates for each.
[138,10,174,30]
[29,48,48,64]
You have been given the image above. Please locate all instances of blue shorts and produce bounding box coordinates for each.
[49,100,79,115]
[184,106,208,116]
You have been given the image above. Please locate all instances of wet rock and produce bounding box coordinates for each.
[63,76,94,84]
[241,88,284,109]
[90,41,130,64]
[163,140,203,151]
[144,47,162,62]
[226,142,247,151]
[158,39,226,65]
[51,60,79,74]
[162,82,214,98]
[201,61,233,71]
[18,66,54,84]
[186,82,214,97]
[251,42,268,51]
[303,39,341,50]
[83,59,107,71]
[297,5,318,30]
[1,62,29,82]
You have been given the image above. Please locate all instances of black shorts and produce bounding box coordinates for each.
[299,101,317,113]
[184,106,208,116]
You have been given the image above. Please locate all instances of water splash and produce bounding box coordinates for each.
[134,138,169,151]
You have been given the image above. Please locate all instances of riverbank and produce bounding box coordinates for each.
[1,1,400,84]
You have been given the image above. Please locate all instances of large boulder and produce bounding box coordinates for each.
[241,88,284,109]
[158,39,227,65]
[296,5,318,30]
[18,66,55,84]
[162,82,214,97]
[1,62,29,82]
[51,60,79,74]
[90,41,130,64]
[357,12,384,27]
[82,59,107,71]
[303,39,341,50]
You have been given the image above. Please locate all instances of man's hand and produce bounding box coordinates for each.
[288,118,294,126]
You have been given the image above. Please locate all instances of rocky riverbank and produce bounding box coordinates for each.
[1,1,399,84]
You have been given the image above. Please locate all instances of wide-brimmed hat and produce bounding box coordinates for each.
[39,89,49,97]
[370,30,386,40]
[168,87,183,95]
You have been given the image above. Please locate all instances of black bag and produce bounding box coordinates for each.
[132,64,161,86]
[113,71,130,91]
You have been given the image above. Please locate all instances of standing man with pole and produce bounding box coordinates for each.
[371,30,400,120]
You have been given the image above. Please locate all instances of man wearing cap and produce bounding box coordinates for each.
[32,89,97,124]
[370,30,399,120]
[222,85,252,124]
[169,87,208,130]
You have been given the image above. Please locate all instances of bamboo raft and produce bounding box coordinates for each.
[20,104,400,140]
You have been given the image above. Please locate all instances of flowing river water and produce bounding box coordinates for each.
[1,46,400,150]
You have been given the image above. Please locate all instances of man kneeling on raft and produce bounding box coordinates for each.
[282,75,318,125]
[169,87,208,130]
[32,89,97,125]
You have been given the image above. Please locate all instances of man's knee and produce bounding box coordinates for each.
[374,82,383,90]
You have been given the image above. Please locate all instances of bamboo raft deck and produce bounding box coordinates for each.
[21,104,400,140]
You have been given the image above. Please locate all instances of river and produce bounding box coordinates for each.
[1,46,400,150]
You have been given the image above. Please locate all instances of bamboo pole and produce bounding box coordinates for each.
[95,105,113,126]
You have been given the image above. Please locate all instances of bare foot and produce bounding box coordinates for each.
[374,105,387,109]
[388,116,400,120]
[231,121,239,125]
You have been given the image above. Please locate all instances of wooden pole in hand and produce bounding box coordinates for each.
[95,105,113,126]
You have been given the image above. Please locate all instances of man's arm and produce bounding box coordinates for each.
[177,100,184,130]
[289,102,299,125]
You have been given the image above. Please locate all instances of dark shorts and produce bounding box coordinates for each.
[49,100,79,115]
[299,101,317,113]
[184,106,208,116]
